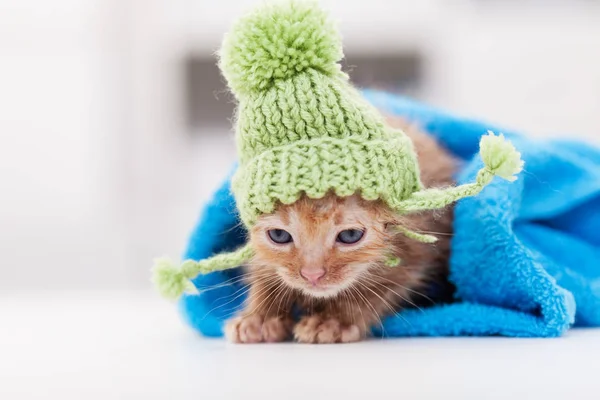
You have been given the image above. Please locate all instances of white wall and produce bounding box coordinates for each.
[427,2,600,141]
[0,0,132,290]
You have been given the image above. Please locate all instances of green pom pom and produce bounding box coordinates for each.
[219,0,343,96]
[480,131,524,182]
[151,258,196,300]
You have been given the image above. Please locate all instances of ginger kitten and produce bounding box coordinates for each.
[225,117,457,343]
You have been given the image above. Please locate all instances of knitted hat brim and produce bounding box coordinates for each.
[231,135,422,226]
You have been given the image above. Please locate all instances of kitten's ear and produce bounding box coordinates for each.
[383,221,401,233]
[383,222,397,236]
[382,211,407,227]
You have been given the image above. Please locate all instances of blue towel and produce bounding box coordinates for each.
[179,90,600,338]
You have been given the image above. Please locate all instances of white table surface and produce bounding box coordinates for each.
[2,290,599,400]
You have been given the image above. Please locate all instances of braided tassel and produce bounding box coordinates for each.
[397,132,523,215]
[152,244,254,300]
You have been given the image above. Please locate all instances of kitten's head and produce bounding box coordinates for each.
[249,194,398,298]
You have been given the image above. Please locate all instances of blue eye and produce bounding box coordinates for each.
[336,229,365,244]
[268,229,293,244]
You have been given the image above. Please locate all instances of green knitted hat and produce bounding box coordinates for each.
[152,0,523,300]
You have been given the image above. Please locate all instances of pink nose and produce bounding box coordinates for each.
[300,268,325,284]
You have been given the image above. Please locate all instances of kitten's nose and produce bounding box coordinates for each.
[300,268,325,284]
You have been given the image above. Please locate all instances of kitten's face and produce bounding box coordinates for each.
[250,194,394,298]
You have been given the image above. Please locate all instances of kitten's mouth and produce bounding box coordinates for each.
[276,267,362,299]
[278,272,346,298]
[301,284,344,298]
[299,276,360,299]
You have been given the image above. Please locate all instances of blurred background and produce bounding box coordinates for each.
[2,0,600,293]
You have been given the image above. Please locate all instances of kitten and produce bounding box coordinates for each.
[225,116,457,343]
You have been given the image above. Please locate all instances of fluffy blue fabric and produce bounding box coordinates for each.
[179,90,600,338]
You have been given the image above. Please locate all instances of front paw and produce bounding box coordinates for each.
[294,315,364,344]
[225,314,292,344]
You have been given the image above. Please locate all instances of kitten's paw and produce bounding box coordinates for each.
[225,315,292,344]
[294,315,364,344]
[262,316,293,343]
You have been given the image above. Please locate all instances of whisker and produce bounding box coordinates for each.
[336,292,350,324]
[374,275,436,305]
[277,286,293,313]
[356,278,413,330]
[213,274,282,318]
[230,279,283,319]
[360,275,425,313]
[349,290,367,331]
[197,269,269,291]
[350,285,384,336]
[263,281,287,318]
[200,286,252,321]
[246,279,285,318]
[217,303,250,320]
[202,275,280,320]
[194,273,254,293]
[355,279,398,316]
[341,291,352,324]
[219,220,245,235]
[354,293,369,333]
[206,273,277,307]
